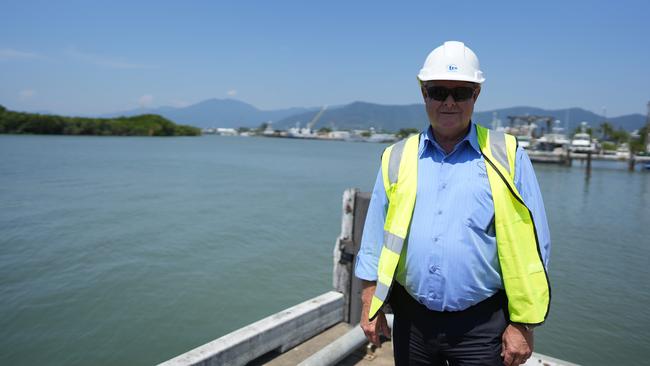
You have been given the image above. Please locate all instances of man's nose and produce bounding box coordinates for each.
[443,93,457,107]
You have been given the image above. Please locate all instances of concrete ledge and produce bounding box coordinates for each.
[525,352,580,366]
[158,291,344,366]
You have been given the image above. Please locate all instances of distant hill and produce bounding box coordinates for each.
[275,103,646,133]
[97,98,646,133]
[102,98,317,128]
[273,101,428,132]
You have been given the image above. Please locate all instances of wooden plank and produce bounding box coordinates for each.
[349,191,371,325]
[352,192,371,259]
[333,188,357,323]
[157,292,344,366]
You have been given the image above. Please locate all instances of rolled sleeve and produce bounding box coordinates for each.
[354,167,388,281]
[514,147,551,268]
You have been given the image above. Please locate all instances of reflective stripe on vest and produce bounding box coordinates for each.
[367,133,420,320]
[369,125,550,325]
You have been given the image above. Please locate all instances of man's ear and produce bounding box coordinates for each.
[474,86,481,101]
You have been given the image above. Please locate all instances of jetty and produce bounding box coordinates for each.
[159,189,579,366]
[527,150,650,170]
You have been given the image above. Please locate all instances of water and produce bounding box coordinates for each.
[0,135,648,365]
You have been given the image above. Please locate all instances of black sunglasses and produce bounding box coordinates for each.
[424,86,476,102]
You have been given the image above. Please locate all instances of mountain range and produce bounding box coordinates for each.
[101,99,318,129]
[101,98,646,133]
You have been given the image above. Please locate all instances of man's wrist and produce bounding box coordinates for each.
[511,323,537,332]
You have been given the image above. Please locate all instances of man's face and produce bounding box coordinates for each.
[421,80,480,137]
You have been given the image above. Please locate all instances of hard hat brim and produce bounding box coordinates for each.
[417,72,485,84]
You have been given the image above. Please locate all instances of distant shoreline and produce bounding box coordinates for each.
[0,105,201,137]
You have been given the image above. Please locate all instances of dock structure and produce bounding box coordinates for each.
[159,189,580,366]
[527,149,650,169]
[527,150,569,164]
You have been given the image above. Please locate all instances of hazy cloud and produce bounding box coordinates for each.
[227,89,237,96]
[66,46,155,69]
[0,48,40,61]
[19,89,36,99]
[138,94,154,108]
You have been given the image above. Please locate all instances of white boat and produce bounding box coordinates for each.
[535,133,570,152]
[616,143,631,158]
[365,133,398,143]
[287,106,328,139]
[262,122,276,136]
[327,130,351,140]
[532,120,569,152]
[287,124,319,139]
[570,133,597,152]
[570,122,597,153]
[215,128,238,136]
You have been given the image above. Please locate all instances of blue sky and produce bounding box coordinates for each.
[1,0,648,117]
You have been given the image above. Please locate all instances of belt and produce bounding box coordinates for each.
[388,282,508,324]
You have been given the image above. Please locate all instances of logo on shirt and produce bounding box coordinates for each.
[476,160,487,177]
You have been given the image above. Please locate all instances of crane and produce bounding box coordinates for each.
[306,105,328,132]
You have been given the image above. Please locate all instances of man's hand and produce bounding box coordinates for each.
[501,324,534,366]
[359,280,391,347]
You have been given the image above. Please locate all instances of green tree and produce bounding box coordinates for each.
[601,141,617,151]
[396,128,420,139]
[258,122,269,132]
[0,106,200,136]
[599,122,614,141]
[610,128,630,144]
[630,126,648,153]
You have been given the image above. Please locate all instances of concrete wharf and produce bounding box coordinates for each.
[159,190,580,366]
[527,150,650,169]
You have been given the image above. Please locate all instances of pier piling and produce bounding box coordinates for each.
[565,148,572,166]
[628,154,636,171]
[333,188,370,325]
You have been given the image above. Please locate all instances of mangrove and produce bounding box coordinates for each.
[0,105,201,136]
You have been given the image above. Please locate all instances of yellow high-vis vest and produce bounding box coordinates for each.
[368,124,550,325]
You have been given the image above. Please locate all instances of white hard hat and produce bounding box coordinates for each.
[417,41,485,84]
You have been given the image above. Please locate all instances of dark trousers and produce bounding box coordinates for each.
[389,283,508,366]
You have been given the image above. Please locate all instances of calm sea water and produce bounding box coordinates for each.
[0,135,648,365]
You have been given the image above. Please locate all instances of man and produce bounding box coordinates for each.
[354,41,551,366]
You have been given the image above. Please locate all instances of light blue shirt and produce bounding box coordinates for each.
[354,123,551,312]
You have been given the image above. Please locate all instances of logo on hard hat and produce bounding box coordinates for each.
[447,64,458,72]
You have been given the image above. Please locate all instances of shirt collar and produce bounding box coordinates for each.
[420,121,481,157]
